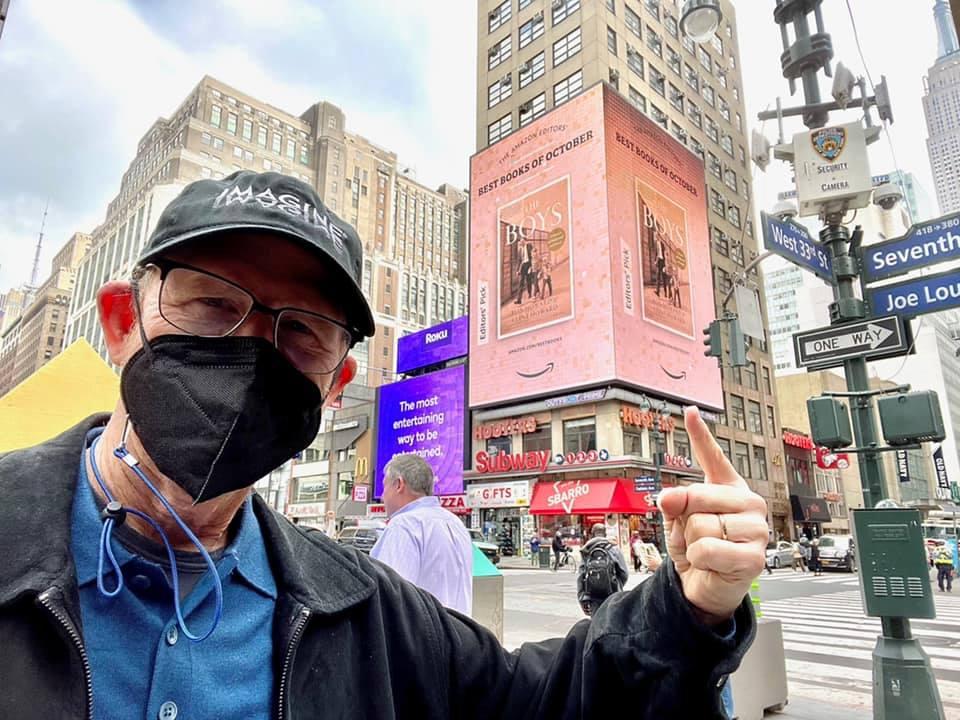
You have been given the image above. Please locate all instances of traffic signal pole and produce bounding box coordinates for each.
[820,221,887,508]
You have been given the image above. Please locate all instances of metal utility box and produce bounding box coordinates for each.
[851,509,935,619]
[877,391,946,446]
[807,396,853,449]
[794,121,874,217]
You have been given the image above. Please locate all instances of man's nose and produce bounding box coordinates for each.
[232,309,275,343]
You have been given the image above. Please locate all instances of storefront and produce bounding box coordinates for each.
[528,477,658,560]
[783,429,831,538]
[466,480,531,553]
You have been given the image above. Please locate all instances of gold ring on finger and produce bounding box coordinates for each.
[718,513,728,541]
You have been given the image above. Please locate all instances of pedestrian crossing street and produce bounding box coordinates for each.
[759,588,960,718]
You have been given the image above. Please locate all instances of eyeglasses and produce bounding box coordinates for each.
[138,260,354,375]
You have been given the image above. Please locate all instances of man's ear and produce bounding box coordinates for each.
[97,281,138,365]
[324,355,358,404]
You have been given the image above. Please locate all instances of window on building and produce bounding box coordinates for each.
[627,46,644,78]
[724,167,738,192]
[226,113,238,135]
[667,46,682,75]
[272,133,282,154]
[711,34,724,55]
[519,92,547,127]
[671,122,686,145]
[625,6,641,38]
[243,150,254,163]
[519,13,545,47]
[286,139,296,160]
[719,97,731,123]
[702,83,715,107]
[607,26,617,55]
[488,35,512,69]
[241,119,253,142]
[717,437,732,462]
[553,26,582,66]
[705,116,719,143]
[524,424,553,454]
[727,203,742,228]
[649,103,667,129]
[628,85,646,112]
[753,446,768,482]
[713,227,729,256]
[200,132,211,145]
[552,0,580,26]
[686,100,702,128]
[766,406,776,437]
[684,63,699,92]
[646,26,662,57]
[690,137,704,161]
[645,0,660,20]
[519,0,532,8]
[488,0,511,32]
[710,188,725,215]
[553,69,583,105]
[734,442,751,478]
[649,67,665,96]
[210,105,222,127]
[697,45,711,71]
[729,395,746,430]
[665,13,678,38]
[606,0,615,11]
[563,417,596,453]
[730,239,744,265]
[674,429,691,459]
[762,366,772,394]
[623,427,643,455]
[519,51,546,88]
[721,133,735,157]
[300,145,309,165]
[488,75,513,108]
[257,126,267,147]
[488,113,512,144]
[708,152,722,179]
[747,400,763,434]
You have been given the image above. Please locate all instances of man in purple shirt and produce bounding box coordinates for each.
[372,454,474,614]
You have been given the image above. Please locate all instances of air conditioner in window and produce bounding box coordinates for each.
[489,9,499,19]
[552,0,565,9]
[488,46,499,57]
[609,69,621,81]
[627,45,638,57]
[533,10,544,21]
[520,60,532,73]
[520,101,533,113]
[501,73,512,86]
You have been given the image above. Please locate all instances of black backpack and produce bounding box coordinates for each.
[577,542,619,609]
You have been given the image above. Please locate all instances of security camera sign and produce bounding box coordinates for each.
[793,121,873,217]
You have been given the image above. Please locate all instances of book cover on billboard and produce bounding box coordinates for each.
[636,179,694,338]
[497,176,574,338]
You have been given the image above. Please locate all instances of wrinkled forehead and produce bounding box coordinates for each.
[139,231,348,322]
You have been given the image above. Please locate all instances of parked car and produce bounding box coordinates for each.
[337,526,383,554]
[765,540,794,569]
[470,529,501,566]
[817,534,857,572]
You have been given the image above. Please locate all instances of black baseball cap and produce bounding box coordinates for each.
[138,170,375,339]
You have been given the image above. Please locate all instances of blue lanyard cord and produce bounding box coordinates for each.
[88,436,224,642]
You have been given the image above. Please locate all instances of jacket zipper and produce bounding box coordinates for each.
[38,589,93,720]
[276,607,311,720]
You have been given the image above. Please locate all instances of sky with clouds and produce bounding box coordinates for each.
[0,0,946,292]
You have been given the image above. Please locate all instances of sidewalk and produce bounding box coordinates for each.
[764,696,871,720]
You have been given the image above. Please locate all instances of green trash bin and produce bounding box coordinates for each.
[539,547,551,569]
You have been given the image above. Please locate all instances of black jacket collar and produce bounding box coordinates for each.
[0,415,375,615]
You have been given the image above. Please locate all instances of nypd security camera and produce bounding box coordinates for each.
[771,199,798,221]
[873,182,903,211]
[831,61,857,110]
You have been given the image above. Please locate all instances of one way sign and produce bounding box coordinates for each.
[793,315,911,369]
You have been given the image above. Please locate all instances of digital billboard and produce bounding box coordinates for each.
[396,315,469,374]
[469,83,722,410]
[374,364,465,499]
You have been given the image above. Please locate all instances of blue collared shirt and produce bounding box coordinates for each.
[71,431,277,720]
[371,495,474,614]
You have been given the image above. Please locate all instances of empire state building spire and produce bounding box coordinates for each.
[935,0,959,59]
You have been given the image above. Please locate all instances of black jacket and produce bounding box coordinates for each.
[0,417,755,719]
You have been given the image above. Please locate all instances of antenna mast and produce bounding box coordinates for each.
[30,201,48,288]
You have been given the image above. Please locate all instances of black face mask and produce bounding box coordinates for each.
[120,334,324,503]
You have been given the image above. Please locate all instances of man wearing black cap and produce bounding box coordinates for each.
[0,171,769,719]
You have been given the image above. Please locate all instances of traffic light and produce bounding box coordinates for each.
[703,320,722,361]
[729,318,747,367]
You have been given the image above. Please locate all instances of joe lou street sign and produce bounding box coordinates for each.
[793,315,911,370]
[865,266,960,319]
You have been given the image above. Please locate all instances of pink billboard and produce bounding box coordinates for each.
[469,83,722,411]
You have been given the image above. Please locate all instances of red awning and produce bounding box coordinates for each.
[529,478,656,515]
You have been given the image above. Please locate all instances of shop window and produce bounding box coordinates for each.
[524,424,552,454]
[487,436,512,456]
[563,417,596,454]
[623,428,643,455]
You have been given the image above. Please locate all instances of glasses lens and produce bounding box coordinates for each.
[160,268,254,337]
[277,310,351,374]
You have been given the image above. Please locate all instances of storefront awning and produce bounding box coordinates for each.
[529,478,656,515]
[791,494,832,523]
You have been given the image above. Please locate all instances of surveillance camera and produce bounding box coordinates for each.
[873,182,903,211]
[832,61,857,110]
[771,200,798,221]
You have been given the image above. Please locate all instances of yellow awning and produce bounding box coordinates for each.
[0,339,118,453]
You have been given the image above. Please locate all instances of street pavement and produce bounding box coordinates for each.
[500,558,960,719]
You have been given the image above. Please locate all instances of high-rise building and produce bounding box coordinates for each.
[924,1,960,215]
[474,0,790,533]
[64,76,468,389]
[0,232,92,396]
[0,0,10,42]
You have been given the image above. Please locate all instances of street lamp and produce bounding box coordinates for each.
[640,395,669,552]
[679,0,722,44]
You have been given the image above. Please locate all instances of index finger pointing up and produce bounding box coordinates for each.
[685,406,747,488]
